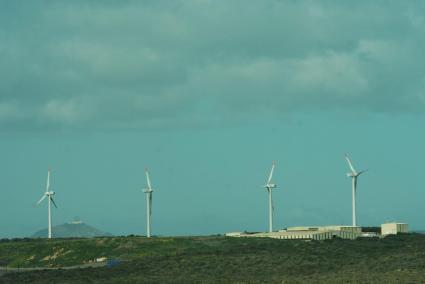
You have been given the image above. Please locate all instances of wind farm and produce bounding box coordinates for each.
[30,156,407,241]
[1,141,414,283]
[0,155,410,284]
[2,1,425,283]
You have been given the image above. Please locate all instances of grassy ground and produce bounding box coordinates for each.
[1,234,425,283]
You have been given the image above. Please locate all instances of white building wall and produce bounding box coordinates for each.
[381,223,408,235]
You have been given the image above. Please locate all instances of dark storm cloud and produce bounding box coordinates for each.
[1,0,425,130]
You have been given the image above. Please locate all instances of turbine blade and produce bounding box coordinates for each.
[345,154,357,173]
[46,169,51,192]
[145,168,152,190]
[267,162,275,184]
[358,169,368,176]
[36,194,47,205]
[50,197,58,208]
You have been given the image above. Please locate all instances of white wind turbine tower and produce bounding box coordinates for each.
[143,168,154,238]
[345,154,367,227]
[36,168,57,239]
[263,161,277,233]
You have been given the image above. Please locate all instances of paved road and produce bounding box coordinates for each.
[0,262,106,276]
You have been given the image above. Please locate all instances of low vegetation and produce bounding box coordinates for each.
[1,233,425,283]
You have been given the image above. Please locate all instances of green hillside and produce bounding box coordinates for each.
[1,234,425,283]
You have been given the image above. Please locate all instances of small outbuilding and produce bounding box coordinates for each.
[381,223,408,235]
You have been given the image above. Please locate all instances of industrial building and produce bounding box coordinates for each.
[226,223,408,240]
[226,225,363,240]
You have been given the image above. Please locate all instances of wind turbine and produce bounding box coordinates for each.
[263,161,277,233]
[345,154,367,227]
[143,168,154,238]
[36,168,57,239]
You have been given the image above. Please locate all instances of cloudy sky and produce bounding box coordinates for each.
[1,0,425,237]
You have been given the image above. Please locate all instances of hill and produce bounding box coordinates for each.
[1,234,425,283]
[32,222,112,238]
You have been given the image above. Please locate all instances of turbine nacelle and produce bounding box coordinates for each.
[37,191,56,206]
[347,170,367,178]
[143,189,153,193]
[264,183,277,189]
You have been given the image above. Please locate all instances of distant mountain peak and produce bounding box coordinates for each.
[32,221,112,238]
